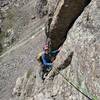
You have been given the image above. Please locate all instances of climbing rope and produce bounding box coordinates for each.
[50,66,93,100]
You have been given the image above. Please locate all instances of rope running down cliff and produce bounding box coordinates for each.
[48,66,93,100]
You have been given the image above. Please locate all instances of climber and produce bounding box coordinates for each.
[37,44,60,80]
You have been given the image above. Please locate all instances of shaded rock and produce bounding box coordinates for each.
[46,0,91,50]
[0,0,9,7]
[46,0,100,99]
[0,0,47,54]
[0,43,3,53]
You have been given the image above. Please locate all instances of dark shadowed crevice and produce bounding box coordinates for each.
[46,0,91,50]
[58,52,74,70]
[45,0,92,79]
[59,0,91,49]
[65,0,92,35]
[48,52,74,78]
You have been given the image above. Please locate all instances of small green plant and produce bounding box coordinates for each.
[26,69,32,79]
[92,96,98,100]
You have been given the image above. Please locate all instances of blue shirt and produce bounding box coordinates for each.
[41,50,59,66]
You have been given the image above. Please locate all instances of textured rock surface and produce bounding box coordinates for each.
[35,0,48,18]
[46,0,91,50]
[10,0,100,100]
[0,31,46,100]
[46,0,100,99]
[0,0,60,54]
[0,0,45,54]
[0,0,100,100]
[0,0,57,99]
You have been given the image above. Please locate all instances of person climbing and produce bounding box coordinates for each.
[37,44,60,80]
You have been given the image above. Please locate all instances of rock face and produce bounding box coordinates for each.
[46,0,100,99]
[46,0,91,50]
[0,0,100,100]
[0,0,46,54]
[0,0,59,54]
[35,0,48,18]
[10,0,100,100]
[0,0,47,100]
[35,0,60,18]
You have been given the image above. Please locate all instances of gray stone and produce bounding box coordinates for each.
[46,0,91,50]
[0,0,100,100]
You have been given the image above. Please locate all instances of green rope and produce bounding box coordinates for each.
[52,66,93,100]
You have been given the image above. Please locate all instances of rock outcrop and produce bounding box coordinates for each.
[0,0,100,100]
[35,0,48,18]
[46,0,100,99]
[0,0,60,54]
[11,0,100,100]
[0,0,46,54]
[46,0,91,50]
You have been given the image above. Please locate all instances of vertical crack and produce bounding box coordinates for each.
[45,0,91,50]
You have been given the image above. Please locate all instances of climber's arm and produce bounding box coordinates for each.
[51,49,60,56]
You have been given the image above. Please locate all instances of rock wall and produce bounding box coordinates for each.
[46,0,100,99]
[0,0,60,54]
[0,0,45,54]
[0,0,100,100]
[11,0,100,100]
[46,0,91,50]
[35,0,60,18]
